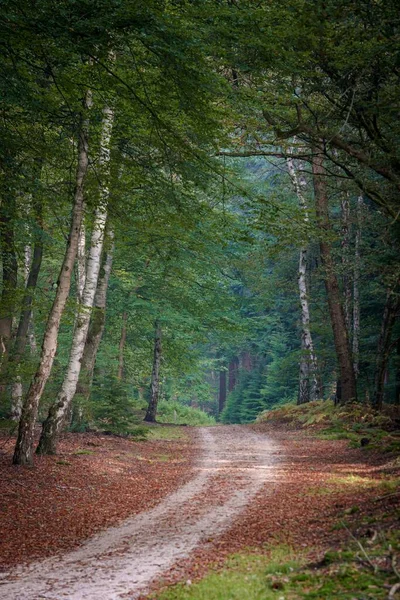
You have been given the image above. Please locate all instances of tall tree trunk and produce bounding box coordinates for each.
[286,156,319,404]
[117,310,128,381]
[312,150,357,404]
[116,259,151,382]
[395,337,400,406]
[13,99,90,466]
[74,228,114,405]
[352,196,363,378]
[341,194,352,331]
[228,357,239,392]
[76,221,86,303]
[37,104,114,455]
[219,369,227,413]
[0,194,18,369]
[10,199,44,420]
[373,284,400,410]
[144,321,162,422]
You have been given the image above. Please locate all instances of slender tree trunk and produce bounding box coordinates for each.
[353,196,363,378]
[144,321,162,422]
[76,221,86,303]
[228,357,239,392]
[0,194,18,369]
[373,284,400,410]
[395,338,400,406]
[74,228,114,405]
[286,156,319,404]
[10,202,44,419]
[219,369,227,413]
[37,104,114,455]
[116,258,151,382]
[117,310,128,381]
[312,150,357,404]
[13,100,90,466]
[341,194,352,332]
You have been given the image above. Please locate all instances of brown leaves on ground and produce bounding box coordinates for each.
[0,422,398,598]
[0,428,196,569]
[143,424,400,597]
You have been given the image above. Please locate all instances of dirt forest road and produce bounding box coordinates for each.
[0,426,279,600]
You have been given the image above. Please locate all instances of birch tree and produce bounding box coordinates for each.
[13,99,91,466]
[352,196,363,378]
[286,155,319,404]
[73,228,114,408]
[37,103,114,455]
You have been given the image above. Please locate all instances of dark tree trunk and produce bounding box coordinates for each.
[219,369,227,413]
[117,311,128,382]
[13,101,90,466]
[240,351,253,372]
[373,286,400,410]
[9,200,43,419]
[341,194,352,332]
[144,321,162,422]
[312,151,357,404]
[395,338,400,406]
[0,194,18,369]
[228,357,239,392]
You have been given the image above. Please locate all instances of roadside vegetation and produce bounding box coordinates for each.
[257,401,400,454]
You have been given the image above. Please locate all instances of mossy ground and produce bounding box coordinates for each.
[154,530,400,600]
[257,400,400,453]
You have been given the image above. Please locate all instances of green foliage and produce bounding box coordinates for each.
[1,0,399,448]
[258,400,400,452]
[156,400,215,426]
[89,377,145,436]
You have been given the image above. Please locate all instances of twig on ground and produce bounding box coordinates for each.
[376,492,400,502]
[388,581,400,599]
[342,523,378,573]
[389,545,400,581]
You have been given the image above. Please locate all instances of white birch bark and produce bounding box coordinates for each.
[73,227,114,413]
[286,155,319,403]
[341,194,352,332]
[37,103,114,455]
[77,221,86,303]
[352,196,363,377]
[13,93,91,465]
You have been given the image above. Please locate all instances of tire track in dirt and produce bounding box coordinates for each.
[0,426,279,600]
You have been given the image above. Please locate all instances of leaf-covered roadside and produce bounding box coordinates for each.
[144,427,400,600]
[0,426,195,569]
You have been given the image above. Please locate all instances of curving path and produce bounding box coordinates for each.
[0,426,279,600]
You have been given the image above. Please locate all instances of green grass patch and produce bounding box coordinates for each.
[154,548,303,600]
[148,425,189,441]
[308,474,400,498]
[154,532,400,600]
[74,449,95,456]
[156,400,216,426]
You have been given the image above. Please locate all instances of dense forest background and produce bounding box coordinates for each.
[1,0,399,465]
